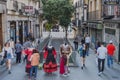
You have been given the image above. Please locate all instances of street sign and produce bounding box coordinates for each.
[24,6,33,13]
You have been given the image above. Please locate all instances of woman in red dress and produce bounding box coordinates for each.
[43,45,57,73]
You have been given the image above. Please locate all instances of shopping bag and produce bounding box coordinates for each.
[38,63,43,70]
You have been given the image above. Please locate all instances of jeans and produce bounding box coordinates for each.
[86,43,89,56]
[16,52,21,63]
[107,54,113,68]
[30,66,38,78]
[98,58,105,72]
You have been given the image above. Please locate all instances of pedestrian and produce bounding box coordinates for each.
[23,38,32,49]
[97,42,107,76]
[2,42,14,74]
[43,44,57,73]
[29,49,40,80]
[60,42,72,74]
[23,47,34,63]
[85,34,91,56]
[23,39,33,62]
[15,40,23,63]
[78,42,87,69]
[106,40,115,68]
[25,47,34,74]
[73,36,79,50]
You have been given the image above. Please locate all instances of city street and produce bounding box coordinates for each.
[0,38,120,80]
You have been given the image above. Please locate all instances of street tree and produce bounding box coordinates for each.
[41,0,74,38]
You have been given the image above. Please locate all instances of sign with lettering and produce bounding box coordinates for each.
[25,6,33,13]
[103,0,119,5]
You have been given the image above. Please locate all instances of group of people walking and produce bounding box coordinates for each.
[96,40,115,76]
[75,33,116,76]
[0,37,73,80]
[0,34,116,79]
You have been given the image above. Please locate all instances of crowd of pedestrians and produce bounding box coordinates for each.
[76,33,116,76]
[0,33,117,79]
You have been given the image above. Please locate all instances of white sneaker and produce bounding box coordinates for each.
[62,74,68,77]
[98,72,102,76]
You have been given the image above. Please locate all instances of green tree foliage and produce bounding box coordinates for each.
[42,0,74,37]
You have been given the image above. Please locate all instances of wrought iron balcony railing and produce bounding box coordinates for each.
[88,10,102,21]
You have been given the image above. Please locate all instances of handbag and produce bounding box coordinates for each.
[0,59,5,65]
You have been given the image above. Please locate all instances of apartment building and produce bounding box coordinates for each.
[7,0,40,44]
[87,0,120,62]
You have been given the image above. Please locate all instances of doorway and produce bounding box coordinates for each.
[18,21,23,44]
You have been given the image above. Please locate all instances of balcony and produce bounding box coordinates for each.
[88,10,102,21]
[0,0,7,2]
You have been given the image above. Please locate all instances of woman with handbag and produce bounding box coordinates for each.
[2,42,14,74]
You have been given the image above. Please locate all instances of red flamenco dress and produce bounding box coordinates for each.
[43,46,57,73]
[60,55,67,74]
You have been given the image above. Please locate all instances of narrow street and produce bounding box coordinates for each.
[0,38,120,80]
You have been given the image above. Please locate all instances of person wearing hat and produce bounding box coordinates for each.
[106,40,116,68]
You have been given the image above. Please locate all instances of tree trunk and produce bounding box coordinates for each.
[65,27,68,40]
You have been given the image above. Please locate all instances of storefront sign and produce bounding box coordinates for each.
[104,23,117,29]
[88,23,103,29]
[25,6,33,13]
[103,0,119,5]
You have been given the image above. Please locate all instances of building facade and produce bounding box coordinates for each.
[87,0,120,62]
[102,0,120,62]
[7,0,40,44]
[0,0,7,50]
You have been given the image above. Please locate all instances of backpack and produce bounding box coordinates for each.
[3,50,7,59]
[78,45,83,55]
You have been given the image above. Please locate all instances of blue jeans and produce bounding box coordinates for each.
[107,55,113,68]
[30,66,38,78]
[86,43,89,56]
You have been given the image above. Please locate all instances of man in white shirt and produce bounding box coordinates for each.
[97,42,107,76]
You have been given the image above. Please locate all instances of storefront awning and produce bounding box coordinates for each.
[88,23,103,29]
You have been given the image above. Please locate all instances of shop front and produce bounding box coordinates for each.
[88,23,103,45]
